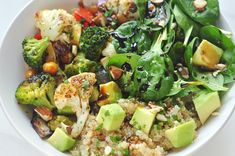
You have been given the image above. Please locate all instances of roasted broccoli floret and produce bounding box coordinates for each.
[64,54,97,77]
[15,73,56,109]
[80,26,110,61]
[22,37,50,69]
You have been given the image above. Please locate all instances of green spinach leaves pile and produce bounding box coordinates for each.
[108,0,235,102]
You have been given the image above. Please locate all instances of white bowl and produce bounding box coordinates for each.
[0,0,234,156]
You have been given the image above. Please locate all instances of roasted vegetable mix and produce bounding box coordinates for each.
[15,0,235,155]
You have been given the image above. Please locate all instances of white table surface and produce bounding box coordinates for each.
[0,0,235,155]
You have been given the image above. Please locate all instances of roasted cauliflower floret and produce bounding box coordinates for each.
[54,73,97,138]
[35,9,76,42]
[54,82,80,112]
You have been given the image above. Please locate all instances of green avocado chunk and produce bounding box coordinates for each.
[47,128,76,152]
[192,40,223,69]
[165,120,196,148]
[193,91,221,124]
[97,81,122,106]
[96,103,126,131]
[130,107,157,134]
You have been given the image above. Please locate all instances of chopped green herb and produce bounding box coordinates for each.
[95,139,100,147]
[96,124,103,131]
[104,9,113,17]
[110,148,115,155]
[120,148,129,156]
[132,119,138,127]
[80,18,86,23]
[172,115,179,121]
[64,79,69,84]
[82,80,90,90]
[110,135,122,143]
[105,110,111,117]
[155,122,164,130]
[156,124,161,130]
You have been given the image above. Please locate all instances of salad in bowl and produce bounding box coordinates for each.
[12,0,235,155]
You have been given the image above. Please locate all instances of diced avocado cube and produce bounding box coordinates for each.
[47,128,76,152]
[193,91,221,124]
[192,40,223,69]
[96,103,126,131]
[165,120,196,148]
[98,81,122,106]
[130,107,157,134]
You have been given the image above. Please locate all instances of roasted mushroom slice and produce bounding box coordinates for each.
[34,107,53,122]
[32,116,52,138]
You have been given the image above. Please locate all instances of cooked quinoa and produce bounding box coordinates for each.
[70,99,200,156]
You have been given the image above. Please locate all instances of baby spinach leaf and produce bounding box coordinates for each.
[183,26,193,46]
[114,21,137,38]
[193,72,228,91]
[176,85,201,98]
[169,42,185,64]
[152,19,175,55]
[112,21,152,55]
[168,79,203,96]
[168,79,185,96]
[107,53,140,69]
[107,53,141,96]
[200,25,234,50]
[135,0,148,20]
[134,55,174,101]
[222,49,235,84]
[163,15,176,53]
[184,37,199,73]
[134,32,174,101]
[173,5,200,37]
[174,0,220,25]
[219,29,233,38]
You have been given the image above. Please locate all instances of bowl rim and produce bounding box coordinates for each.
[0,0,51,155]
[0,0,235,156]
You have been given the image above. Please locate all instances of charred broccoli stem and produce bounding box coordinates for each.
[64,54,97,78]
[15,73,56,109]
[48,115,74,131]
[80,26,110,61]
[22,37,50,69]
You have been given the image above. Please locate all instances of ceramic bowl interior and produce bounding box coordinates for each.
[0,0,234,156]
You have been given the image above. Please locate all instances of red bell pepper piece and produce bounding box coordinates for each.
[34,33,42,40]
[73,7,93,23]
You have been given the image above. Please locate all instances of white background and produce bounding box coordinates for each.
[0,0,234,155]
